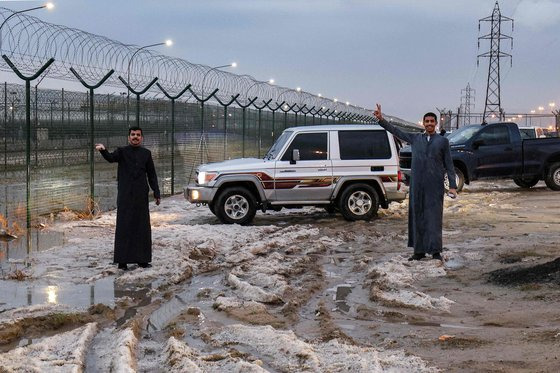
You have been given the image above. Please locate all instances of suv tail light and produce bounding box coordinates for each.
[397,169,403,191]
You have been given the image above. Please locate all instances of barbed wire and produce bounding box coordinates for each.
[0,7,387,120]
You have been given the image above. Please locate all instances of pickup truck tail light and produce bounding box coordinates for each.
[397,170,403,191]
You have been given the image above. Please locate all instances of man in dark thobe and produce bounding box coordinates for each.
[373,104,457,261]
[95,127,161,270]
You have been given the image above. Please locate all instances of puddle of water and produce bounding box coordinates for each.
[334,284,353,312]
[0,230,65,271]
[115,284,153,327]
[404,321,482,330]
[0,277,115,312]
[146,272,233,335]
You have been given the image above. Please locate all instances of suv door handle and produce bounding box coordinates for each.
[504,147,513,151]
[318,168,327,171]
[371,166,384,172]
[280,170,296,173]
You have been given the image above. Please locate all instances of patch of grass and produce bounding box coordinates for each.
[519,283,541,291]
[437,336,491,349]
[4,269,29,281]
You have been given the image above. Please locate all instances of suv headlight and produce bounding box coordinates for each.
[198,171,218,185]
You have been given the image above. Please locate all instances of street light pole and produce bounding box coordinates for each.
[0,3,54,53]
[126,40,172,125]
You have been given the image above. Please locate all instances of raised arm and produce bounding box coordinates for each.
[96,144,120,163]
[373,103,415,144]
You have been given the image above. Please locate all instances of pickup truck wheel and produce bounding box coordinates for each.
[513,176,540,188]
[215,187,257,225]
[338,184,379,221]
[545,162,560,191]
[444,167,464,192]
[208,201,216,215]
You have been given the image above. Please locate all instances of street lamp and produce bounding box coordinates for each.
[201,62,236,98]
[245,78,274,99]
[126,39,172,124]
[0,3,54,53]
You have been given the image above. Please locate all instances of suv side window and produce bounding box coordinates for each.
[281,132,328,161]
[339,130,391,159]
[478,125,510,145]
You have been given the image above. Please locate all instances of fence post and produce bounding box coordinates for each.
[253,99,271,159]
[70,67,114,214]
[3,82,6,173]
[233,97,257,158]
[155,83,191,195]
[1,55,54,253]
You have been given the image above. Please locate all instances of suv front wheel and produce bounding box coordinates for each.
[338,183,379,221]
[215,186,257,225]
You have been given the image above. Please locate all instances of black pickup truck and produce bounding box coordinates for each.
[399,122,560,192]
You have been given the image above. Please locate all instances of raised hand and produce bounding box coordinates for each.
[373,103,383,121]
[95,143,105,151]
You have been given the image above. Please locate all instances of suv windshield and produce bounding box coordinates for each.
[264,131,293,159]
[447,125,481,145]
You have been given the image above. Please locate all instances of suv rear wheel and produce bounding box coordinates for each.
[338,183,379,221]
[215,187,257,225]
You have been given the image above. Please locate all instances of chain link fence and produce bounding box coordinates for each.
[0,82,348,230]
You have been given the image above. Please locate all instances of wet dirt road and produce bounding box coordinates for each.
[0,180,559,372]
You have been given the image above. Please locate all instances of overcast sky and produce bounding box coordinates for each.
[1,0,559,122]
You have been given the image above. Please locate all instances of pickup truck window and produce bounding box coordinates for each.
[519,128,536,140]
[448,125,480,145]
[281,132,328,161]
[338,130,391,160]
[477,125,510,145]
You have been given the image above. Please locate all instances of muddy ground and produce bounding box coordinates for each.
[0,180,559,372]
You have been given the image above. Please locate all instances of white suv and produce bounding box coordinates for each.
[185,124,406,224]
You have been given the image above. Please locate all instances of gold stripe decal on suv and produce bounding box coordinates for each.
[224,172,339,190]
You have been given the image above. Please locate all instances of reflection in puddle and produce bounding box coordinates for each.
[115,283,153,327]
[0,277,116,312]
[334,284,353,313]
[0,230,65,272]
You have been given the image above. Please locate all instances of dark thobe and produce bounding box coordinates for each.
[378,119,456,254]
[100,145,160,264]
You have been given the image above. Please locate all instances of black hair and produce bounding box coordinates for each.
[423,112,438,122]
[128,126,143,135]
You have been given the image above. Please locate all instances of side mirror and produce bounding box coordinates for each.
[290,149,300,164]
[472,139,484,149]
